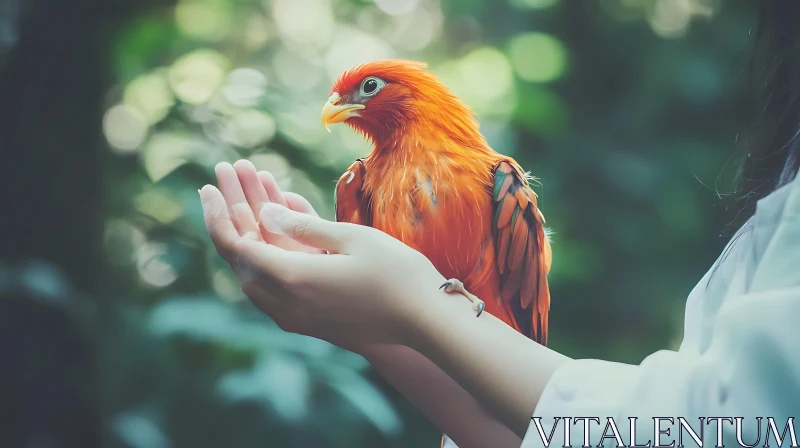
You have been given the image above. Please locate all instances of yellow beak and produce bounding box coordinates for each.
[321,93,366,132]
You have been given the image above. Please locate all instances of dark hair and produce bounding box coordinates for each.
[736,0,800,218]
[708,0,800,285]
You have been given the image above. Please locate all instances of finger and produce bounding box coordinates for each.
[235,237,320,286]
[215,162,261,240]
[234,160,271,218]
[282,192,322,254]
[258,171,288,208]
[260,203,351,253]
[200,185,238,261]
[254,169,295,246]
[284,192,319,217]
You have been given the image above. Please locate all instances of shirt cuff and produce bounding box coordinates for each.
[521,352,687,448]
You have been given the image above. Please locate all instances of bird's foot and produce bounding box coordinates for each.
[439,278,485,317]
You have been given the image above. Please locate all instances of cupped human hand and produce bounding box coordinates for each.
[201,162,448,348]
[213,160,322,254]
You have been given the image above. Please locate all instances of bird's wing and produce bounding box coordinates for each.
[491,160,551,345]
[335,158,371,226]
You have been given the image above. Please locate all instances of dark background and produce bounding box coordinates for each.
[0,0,755,446]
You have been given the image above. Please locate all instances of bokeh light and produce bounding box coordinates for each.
[168,49,230,105]
[389,5,443,51]
[438,46,517,120]
[222,68,268,107]
[124,71,175,124]
[175,1,232,41]
[220,109,277,147]
[600,0,720,36]
[136,242,178,288]
[249,152,291,188]
[141,132,198,182]
[243,14,274,50]
[648,0,693,38]
[272,48,324,91]
[460,47,515,103]
[271,0,334,49]
[134,189,184,224]
[325,26,395,80]
[507,32,568,83]
[103,104,149,153]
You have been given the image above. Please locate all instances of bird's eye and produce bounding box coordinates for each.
[360,77,385,97]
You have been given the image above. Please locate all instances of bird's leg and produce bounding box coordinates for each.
[439,279,485,317]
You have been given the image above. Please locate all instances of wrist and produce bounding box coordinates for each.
[389,272,450,350]
[401,285,471,358]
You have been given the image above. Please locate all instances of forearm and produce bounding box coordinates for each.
[405,290,571,438]
[361,344,521,448]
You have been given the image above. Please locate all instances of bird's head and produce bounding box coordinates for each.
[322,59,480,146]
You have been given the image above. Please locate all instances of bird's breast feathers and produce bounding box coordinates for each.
[365,160,496,285]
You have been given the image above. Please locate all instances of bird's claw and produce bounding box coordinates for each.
[474,301,485,318]
[440,278,484,318]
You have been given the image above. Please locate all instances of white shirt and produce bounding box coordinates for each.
[520,175,800,447]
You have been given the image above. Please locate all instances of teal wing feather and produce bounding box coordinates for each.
[491,161,550,344]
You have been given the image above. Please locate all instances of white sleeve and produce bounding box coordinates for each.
[522,284,800,447]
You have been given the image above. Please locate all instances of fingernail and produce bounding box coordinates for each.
[260,203,287,235]
[199,185,212,199]
[215,162,232,176]
[199,187,210,215]
[234,159,255,170]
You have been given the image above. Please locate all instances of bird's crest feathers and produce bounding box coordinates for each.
[331,59,429,96]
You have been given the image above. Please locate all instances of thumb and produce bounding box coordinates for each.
[260,203,349,252]
[284,192,319,217]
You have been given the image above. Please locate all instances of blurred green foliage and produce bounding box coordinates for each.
[1,0,757,446]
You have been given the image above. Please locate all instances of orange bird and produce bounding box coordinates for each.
[322,59,552,344]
